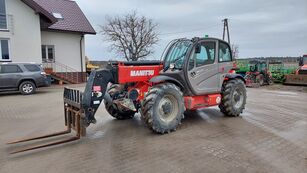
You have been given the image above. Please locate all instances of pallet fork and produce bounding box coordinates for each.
[7,88,87,154]
[7,69,113,154]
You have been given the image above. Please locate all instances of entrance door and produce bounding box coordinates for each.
[187,40,220,95]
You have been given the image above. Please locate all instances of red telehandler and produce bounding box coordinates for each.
[8,37,247,154]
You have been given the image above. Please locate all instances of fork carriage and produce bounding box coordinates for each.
[63,87,87,137]
[7,88,86,154]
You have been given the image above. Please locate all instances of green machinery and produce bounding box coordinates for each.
[236,59,297,83]
[269,61,296,83]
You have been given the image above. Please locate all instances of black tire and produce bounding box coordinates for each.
[104,84,135,120]
[256,74,264,86]
[141,83,185,134]
[219,79,246,117]
[19,81,36,95]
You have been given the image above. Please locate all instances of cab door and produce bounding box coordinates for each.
[187,40,220,95]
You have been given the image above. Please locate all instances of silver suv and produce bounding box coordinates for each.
[0,63,50,95]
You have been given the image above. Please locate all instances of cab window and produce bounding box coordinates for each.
[189,41,216,70]
[219,42,232,62]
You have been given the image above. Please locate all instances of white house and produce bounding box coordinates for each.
[0,0,96,83]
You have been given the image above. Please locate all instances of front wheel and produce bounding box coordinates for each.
[19,81,36,95]
[219,79,247,117]
[104,84,135,120]
[141,83,185,134]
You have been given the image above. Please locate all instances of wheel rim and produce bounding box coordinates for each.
[158,94,179,123]
[22,84,33,93]
[233,88,244,109]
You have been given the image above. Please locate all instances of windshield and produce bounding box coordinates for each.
[164,40,192,70]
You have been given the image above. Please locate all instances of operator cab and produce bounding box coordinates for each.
[248,60,267,73]
[160,37,234,95]
[299,55,307,66]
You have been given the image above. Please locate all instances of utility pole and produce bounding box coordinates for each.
[222,18,230,44]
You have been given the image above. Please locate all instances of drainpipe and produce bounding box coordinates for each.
[79,35,85,83]
[80,35,84,73]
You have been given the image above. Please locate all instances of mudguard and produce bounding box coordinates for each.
[149,75,184,89]
[225,73,246,83]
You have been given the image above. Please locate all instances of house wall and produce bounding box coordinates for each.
[0,0,42,63]
[41,31,85,72]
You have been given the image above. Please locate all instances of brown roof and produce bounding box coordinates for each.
[23,0,96,35]
[21,0,57,23]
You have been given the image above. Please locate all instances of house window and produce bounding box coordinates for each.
[42,45,55,62]
[0,0,7,30]
[0,39,10,61]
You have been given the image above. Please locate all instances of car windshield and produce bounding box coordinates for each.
[164,40,192,70]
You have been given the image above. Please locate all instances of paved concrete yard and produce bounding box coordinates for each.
[0,85,307,173]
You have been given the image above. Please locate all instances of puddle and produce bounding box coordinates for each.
[88,130,105,139]
[265,90,298,96]
[197,110,215,123]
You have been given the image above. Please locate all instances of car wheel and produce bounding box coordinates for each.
[19,81,36,95]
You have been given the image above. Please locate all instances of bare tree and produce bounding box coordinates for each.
[101,12,159,61]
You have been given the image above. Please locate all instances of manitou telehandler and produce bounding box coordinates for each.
[8,37,247,154]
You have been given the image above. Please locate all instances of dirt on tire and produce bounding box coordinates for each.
[141,83,185,134]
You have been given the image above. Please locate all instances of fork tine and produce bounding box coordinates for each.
[7,130,71,144]
[10,136,80,154]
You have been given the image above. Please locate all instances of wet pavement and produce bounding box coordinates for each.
[0,85,306,173]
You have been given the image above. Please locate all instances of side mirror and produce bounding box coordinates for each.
[195,44,201,54]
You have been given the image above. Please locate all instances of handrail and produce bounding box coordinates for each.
[42,62,86,84]
[54,61,81,72]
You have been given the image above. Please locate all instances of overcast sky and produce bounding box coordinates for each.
[75,0,307,60]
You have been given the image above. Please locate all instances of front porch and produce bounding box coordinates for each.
[43,62,87,84]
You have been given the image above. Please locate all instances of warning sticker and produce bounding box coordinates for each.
[93,100,100,105]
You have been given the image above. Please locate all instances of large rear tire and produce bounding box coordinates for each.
[219,79,246,117]
[104,84,135,120]
[141,83,185,134]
